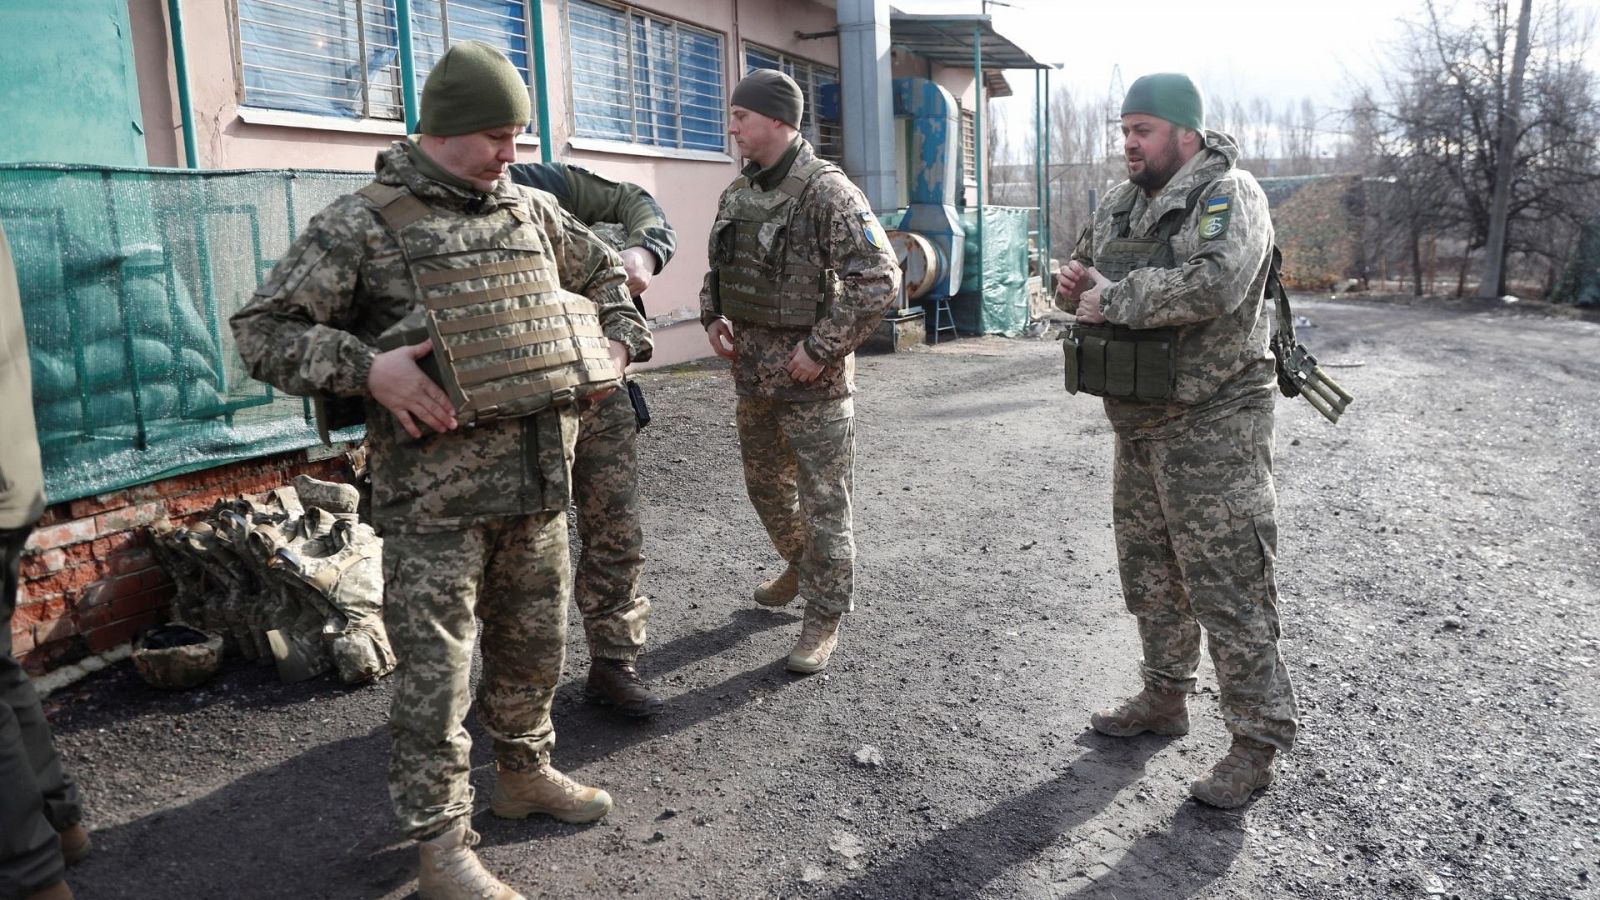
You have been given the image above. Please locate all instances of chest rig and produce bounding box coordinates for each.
[711,157,843,329]
[1063,181,1211,401]
[358,183,620,429]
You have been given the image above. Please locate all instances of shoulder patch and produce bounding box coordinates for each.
[857,211,888,250]
[1204,196,1230,214]
[1198,206,1231,241]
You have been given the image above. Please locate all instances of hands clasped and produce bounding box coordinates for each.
[1056,261,1113,324]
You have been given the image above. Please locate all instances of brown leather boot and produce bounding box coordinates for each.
[786,607,841,674]
[584,658,664,717]
[1089,688,1190,737]
[417,823,524,900]
[58,822,91,866]
[753,566,800,607]
[490,763,613,824]
[1190,737,1278,808]
[25,881,73,900]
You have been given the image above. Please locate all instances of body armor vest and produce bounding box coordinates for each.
[713,157,842,328]
[1063,181,1211,401]
[358,183,620,429]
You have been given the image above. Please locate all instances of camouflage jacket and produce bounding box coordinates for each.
[0,223,44,530]
[1068,130,1276,433]
[508,162,676,291]
[699,137,900,401]
[231,141,649,530]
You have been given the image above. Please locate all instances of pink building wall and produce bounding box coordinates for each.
[125,0,847,367]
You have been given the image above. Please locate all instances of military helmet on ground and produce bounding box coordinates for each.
[132,624,225,690]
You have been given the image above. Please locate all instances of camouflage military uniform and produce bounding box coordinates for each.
[2,223,86,898]
[699,136,900,616]
[509,162,675,662]
[231,141,649,840]
[1067,130,1298,751]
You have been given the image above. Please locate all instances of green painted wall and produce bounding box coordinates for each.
[0,0,148,166]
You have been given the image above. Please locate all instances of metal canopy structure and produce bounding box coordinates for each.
[887,12,1052,71]
[887,10,1059,305]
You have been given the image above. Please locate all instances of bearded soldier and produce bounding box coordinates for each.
[700,69,900,673]
[1056,73,1298,809]
[231,42,648,900]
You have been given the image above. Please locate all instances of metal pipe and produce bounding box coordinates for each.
[1042,66,1052,269]
[397,0,420,133]
[1034,68,1044,277]
[531,0,555,162]
[973,23,983,290]
[167,0,200,168]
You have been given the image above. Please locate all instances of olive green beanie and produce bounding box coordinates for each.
[417,41,531,136]
[731,68,804,129]
[1121,73,1204,132]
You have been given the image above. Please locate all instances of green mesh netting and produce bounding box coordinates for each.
[952,206,1032,337]
[0,164,371,503]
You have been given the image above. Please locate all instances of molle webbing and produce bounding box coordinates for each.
[356,182,619,427]
[716,157,838,328]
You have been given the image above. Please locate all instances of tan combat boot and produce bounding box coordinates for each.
[489,762,613,824]
[1190,737,1277,808]
[753,566,800,607]
[786,607,841,674]
[417,823,524,900]
[1089,688,1190,737]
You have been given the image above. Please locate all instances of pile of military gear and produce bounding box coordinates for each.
[143,474,395,687]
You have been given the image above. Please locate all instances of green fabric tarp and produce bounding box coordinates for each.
[952,206,1031,336]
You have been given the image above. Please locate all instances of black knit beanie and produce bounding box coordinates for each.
[731,69,804,128]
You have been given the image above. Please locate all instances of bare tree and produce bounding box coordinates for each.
[1355,0,1600,297]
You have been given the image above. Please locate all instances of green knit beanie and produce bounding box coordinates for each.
[731,69,804,129]
[1121,73,1204,132]
[417,41,531,136]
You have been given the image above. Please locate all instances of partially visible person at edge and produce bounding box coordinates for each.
[507,161,675,717]
[0,224,92,900]
[699,69,900,674]
[1055,72,1298,809]
[230,42,649,900]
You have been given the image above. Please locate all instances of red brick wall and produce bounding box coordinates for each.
[13,449,353,674]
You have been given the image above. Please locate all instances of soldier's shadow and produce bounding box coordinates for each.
[1059,801,1247,899]
[821,736,1173,899]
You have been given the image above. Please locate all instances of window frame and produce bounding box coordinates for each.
[740,42,842,163]
[233,0,537,128]
[564,0,728,154]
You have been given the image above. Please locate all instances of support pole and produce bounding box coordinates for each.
[167,0,199,168]
[973,24,984,290]
[397,0,420,133]
[531,0,555,162]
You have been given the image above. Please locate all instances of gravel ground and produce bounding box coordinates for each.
[36,295,1600,899]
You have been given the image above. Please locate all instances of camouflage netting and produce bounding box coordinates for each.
[146,473,394,687]
[1266,176,1365,291]
[0,164,371,503]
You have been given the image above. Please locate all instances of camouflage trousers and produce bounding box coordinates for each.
[573,386,648,661]
[735,396,855,615]
[1111,404,1299,751]
[382,512,570,841]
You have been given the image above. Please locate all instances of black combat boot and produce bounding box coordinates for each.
[585,658,665,717]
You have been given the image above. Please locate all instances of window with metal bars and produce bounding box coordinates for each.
[742,44,842,163]
[961,107,977,187]
[237,0,533,122]
[567,0,726,152]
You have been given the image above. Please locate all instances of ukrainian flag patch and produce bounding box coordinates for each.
[1205,196,1230,214]
[857,211,888,250]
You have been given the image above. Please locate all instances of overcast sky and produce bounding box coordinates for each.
[894,0,1600,140]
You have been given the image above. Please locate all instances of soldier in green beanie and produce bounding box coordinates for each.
[233,40,649,900]
[1055,72,1298,810]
